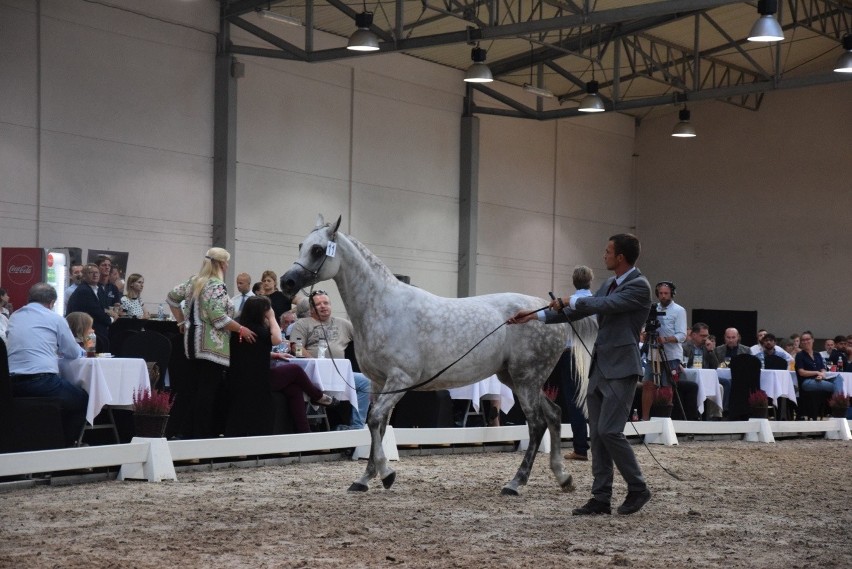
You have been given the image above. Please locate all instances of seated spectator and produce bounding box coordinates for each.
[751,329,795,367]
[749,329,768,353]
[788,333,802,357]
[705,334,716,353]
[755,333,787,369]
[827,335,849,372]
[120,273,150,319]
[66,312,96,353]
[796,331,844,396]
[258,270,292,322]
[290,291,371,429]
[6,283,89,447]
[714,328,750,365]
[279,310,297,339]
[819,338,836,360]
[682,322,724,419]
[268,349,339,434]
[67,263,119,353]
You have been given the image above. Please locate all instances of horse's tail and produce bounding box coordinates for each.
[567,316,598,416]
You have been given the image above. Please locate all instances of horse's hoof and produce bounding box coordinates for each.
[500,486,519,496]
[381,472,396,489]
[560,475,576,493]
[348,482,369,492]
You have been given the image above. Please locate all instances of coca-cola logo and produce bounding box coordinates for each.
[6,254,38,286]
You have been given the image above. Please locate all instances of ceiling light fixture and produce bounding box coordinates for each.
[834,34,852,73]
[671,107,697,138]
[523,84,555,98]
[463,46,493,83]
[577,80,605,112]
[256,9,302,27]
[347,12,380,52]
[747,0,784,42]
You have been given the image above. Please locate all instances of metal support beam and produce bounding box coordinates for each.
[213,19,238,283]
[458,102,480,298]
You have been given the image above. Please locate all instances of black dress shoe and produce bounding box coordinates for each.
[572,498,611,516]
[617,488,651,515]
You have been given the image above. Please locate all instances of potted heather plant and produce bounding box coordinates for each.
[828,392,849,419]
[650,386,674,417]
[748,389,770,419]
[132,388,173,438]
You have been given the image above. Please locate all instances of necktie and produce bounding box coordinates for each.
[239,294,247,312]
[607,280,617,295]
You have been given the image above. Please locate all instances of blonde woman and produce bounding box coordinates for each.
[259,269,291,322]
[120,273,150,319]
[167,247,257,439]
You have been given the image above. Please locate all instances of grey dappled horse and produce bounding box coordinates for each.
[281,215,595,495]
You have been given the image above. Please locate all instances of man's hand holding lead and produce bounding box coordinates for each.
[507,310,538,325]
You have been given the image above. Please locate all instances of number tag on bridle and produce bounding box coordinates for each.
[326,242,337,257]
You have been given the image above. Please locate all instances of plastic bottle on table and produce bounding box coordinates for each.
[294,338,303,358]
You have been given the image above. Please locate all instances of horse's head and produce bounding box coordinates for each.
[280,214,343,295]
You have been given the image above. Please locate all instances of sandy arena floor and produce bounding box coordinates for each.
[1,438,851,568]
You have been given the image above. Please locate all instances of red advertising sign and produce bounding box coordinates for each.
[1,248,44,312]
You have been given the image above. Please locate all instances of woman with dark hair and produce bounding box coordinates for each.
[259,269,291,322]
[227,296,337,435]
[226,295,279,436]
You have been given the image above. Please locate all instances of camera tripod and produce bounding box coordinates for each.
[643,326,688,420]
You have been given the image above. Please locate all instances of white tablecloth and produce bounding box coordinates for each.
[447,375,515,413]
[285,358,358,404]
[828,371,852,395]
[716,368,798,405]
[681,368,724,414]
[59,357,150,424]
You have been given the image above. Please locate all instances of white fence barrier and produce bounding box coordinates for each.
[1,419,849,483]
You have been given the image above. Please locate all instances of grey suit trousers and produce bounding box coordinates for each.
[587,363,647,503]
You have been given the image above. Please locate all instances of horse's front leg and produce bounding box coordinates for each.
[348,388,405,492]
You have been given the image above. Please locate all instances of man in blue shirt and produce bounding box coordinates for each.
[7,283,88,447]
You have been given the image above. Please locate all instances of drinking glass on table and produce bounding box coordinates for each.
[317,339,329,359]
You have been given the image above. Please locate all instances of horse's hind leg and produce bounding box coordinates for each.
[348,388,404,492]
[500,380,550,496]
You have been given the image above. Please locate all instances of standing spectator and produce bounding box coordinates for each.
[6,283,88,447]
[640,281,686,421]
[120,273,150,319]
[95,255,121,310]
[557,265,597,461]
[166,247,256,439]
[110,265,125,297]
[67,264,118,353]
[65,264,84,311]
[230,272,254,318]
[226,296,278,437]
[258,270,291,322]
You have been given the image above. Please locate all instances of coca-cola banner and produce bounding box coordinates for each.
[1,248,45,312]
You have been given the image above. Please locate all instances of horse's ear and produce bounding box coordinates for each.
[314,214,325,228]
[330,215,342,239]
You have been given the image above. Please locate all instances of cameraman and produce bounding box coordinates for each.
[641,282,687,420]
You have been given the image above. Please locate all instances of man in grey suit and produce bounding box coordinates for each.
[510,233,652,515]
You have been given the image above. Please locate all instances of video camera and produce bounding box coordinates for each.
[645,305,666,334]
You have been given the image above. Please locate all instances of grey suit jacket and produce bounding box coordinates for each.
[545,268,651,379]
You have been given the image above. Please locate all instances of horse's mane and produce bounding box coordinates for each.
[341,231,401,287]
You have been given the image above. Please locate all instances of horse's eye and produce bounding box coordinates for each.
[311,245,324,257]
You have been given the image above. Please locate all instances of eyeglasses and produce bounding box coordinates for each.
[309,290,328,298]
